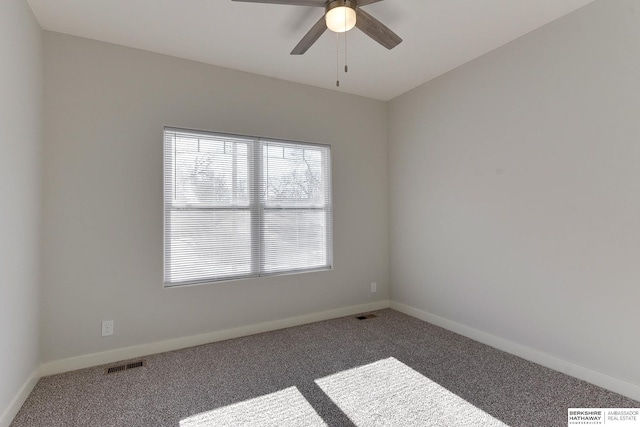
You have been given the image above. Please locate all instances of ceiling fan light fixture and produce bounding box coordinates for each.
[325,1,356,33]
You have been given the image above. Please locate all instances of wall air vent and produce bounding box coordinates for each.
[104,359,147,375]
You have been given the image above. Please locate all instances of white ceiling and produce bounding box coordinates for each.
[27,0,595,101]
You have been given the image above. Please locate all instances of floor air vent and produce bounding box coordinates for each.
[104,359,146,375]
[356,314,378,320]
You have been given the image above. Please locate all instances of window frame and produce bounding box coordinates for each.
[163,127,333,287]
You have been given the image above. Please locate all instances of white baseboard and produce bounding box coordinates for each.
[41,300,391,377]
[0,368,40,427]
[390,301,640,402]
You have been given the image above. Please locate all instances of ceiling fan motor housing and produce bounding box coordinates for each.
[326,0,357,13]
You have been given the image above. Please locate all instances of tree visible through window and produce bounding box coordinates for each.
[164,128,332,286]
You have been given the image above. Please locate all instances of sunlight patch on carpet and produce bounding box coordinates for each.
[315,357,508,427]
[180,386,327,427]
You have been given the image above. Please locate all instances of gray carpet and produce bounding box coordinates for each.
[316,357,508,426]
[10,309,638,426]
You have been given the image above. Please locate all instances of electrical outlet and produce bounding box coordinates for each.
[102,320,114,337]
[371,282,377,293]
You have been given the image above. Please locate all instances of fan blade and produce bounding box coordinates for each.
[231,0,325,6]
[358,0,384,5]
[291,15,327,55]
[355,8,402,50]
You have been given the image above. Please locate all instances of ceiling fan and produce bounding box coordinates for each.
[231,0,402,55]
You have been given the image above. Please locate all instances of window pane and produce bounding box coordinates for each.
[173,135,249,207]
[263,144,326,207]
[262,209,328,273]
[165,210,253,284]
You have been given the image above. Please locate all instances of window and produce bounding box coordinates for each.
[164,128,332,286]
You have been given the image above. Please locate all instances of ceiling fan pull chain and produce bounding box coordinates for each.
[344,6,348,73]
[336,32,340,87]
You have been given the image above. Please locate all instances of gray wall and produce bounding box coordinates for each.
[389,0,640,386]
[42,32,389,363]
[0,0,42,418]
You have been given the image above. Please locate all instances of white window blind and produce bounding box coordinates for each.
[164,128,332,286]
